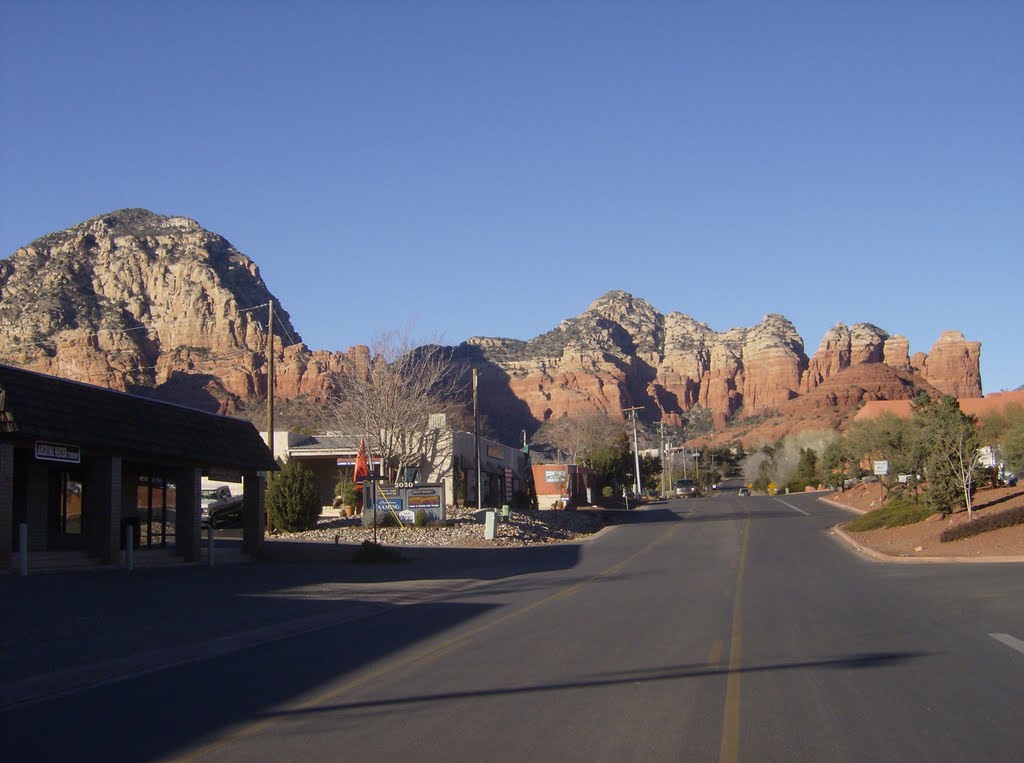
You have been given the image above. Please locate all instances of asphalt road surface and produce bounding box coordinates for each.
[3,490,1023,762]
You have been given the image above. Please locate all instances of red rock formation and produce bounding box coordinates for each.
[0,212,986,438]
[693,365,944,448]
[919,331,983,398]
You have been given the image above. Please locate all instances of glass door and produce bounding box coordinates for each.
[137,475,176,548]
[48,468,85,549]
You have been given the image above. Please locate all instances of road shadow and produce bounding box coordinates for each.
[597,507,684,525]
[0,599,501,761]
[256,538,588,582]
[683,510,804,523]
[252,650,933,719]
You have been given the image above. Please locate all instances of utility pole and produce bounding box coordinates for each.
[659,422,666,498]
[266,299,275,536]
[623,406,643,497]
[473,368,482,510]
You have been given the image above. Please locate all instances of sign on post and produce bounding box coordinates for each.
[873,460,889,476]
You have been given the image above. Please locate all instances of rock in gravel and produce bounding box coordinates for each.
[273,506,606,548]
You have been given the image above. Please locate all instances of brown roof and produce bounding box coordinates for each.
[855,390,1024,422]
[0,364,277,471]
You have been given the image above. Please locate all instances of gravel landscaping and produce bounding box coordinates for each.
[272,506,608,548]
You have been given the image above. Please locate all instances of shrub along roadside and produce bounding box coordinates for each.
[940,505,1024,543]
[267,460,321,532]
[846,497,935,532]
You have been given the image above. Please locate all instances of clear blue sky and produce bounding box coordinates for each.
[2,1,1021,392]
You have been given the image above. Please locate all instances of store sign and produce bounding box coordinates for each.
[408,488,442,510]
[35,441,80,464]
[363,483,446,524]
[545,469,567,483]
[487,445,504,460]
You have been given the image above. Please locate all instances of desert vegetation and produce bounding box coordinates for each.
[742,394,1024,527]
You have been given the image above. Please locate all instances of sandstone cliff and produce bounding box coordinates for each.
[0,211,984,439]
[0,209,321,411]
[455,291,982,438]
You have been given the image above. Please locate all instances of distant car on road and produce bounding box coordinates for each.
[674,479,699,498]
[738,487,750,497]
[201,486,243,528]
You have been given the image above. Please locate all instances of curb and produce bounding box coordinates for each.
[828,522,1024,565]
[817,496,868,515]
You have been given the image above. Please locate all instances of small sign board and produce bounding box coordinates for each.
[873,460,889,476]
[35,441,80,464]
[544,469,567,483]
[408,488,442,510]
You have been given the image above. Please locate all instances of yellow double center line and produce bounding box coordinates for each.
[719,507,751,763]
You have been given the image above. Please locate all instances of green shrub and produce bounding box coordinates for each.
[940,505,1024,542]
[376,511,399,528]
[267,460,321,532]
[601,486,613,498]
[414,509,429,528]
[846,496,935,532]
[785,479,809,494]
[334,477,356,506]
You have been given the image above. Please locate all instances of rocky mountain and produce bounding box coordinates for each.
[0,208,334,412]
[456,291,982,439]
[0,210,984,443]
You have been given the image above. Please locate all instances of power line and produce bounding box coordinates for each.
[272,304,300,348]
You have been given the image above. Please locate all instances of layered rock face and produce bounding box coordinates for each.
[916,330,983,398]
[455,292,982,437]
[0,211,984,434]
[0,209,351,412]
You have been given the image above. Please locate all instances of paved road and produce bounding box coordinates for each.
[2,491,1023,761]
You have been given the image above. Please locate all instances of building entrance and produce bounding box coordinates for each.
[136,474,176,548]
[48,468,85,549]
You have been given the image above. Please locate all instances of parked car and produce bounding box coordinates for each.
[674,479,699,498]
[201,486,243,528]
[738,487,750,497]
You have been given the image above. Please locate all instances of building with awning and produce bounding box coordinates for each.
[1,364,277,571]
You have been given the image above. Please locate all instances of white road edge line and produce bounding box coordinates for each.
[772,497,810,516]
[990,633,1024,656]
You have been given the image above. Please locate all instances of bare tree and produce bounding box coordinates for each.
[533,412,626,466]
[324,330,468,482]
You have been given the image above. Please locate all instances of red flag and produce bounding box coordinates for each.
[353,439,369,512]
